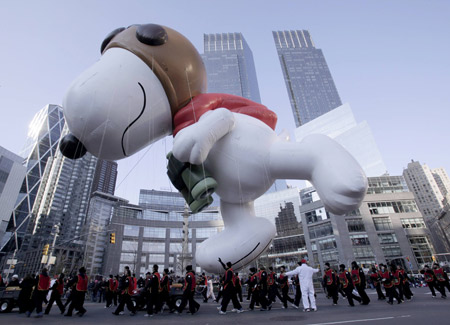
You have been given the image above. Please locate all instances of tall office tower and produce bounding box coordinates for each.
[18,136,98,276]
[403,160,450,254]
[202,33,261,103]
[273,30,342,127]
[1,105,65,256]
[299,175,434,271]
[91,160,118,195]
[295,103,387,177]
[83,192,128,276]
[0,147,26,249]
[203,32,287,193]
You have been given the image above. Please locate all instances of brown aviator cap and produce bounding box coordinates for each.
[101,24,207,117]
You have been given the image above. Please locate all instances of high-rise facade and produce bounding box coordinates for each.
[202,33,261,103]
[273,30,342,127]
[1,105,65,256]
[91,160,118,195]
[300,175,434,271]
[0,147,26,249]
[403,160,450,254]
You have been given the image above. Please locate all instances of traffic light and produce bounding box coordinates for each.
[110,232,116,244]
[432,255,436,262]
[42,244,49,256]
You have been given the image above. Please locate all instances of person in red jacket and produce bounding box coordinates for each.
[323,263,339,305]
[105,274,118,308]
[26,267,51,318]
[370,266,385,300]
[112,266,137,316]
[65,267,88,317]
[421,264,445,298]
[338,264,361,307]
[433,263,449,298]
[45,273,65,315]
[351,261,370,305]
[218,258,243,314]
[176,265,200,314]
[278,266,295,308]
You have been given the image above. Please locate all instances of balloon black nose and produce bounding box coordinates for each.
[59,134,87,159]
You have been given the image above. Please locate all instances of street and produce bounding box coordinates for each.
[1,287,449,324]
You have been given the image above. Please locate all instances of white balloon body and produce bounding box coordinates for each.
[62,46,368,274]
[63,48,172,160]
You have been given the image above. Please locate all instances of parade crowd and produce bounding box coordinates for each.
[1,259,449,318]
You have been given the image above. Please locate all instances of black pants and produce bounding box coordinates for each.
[177,290,200,314]
[437,281,450,296]
[343,286,361,306]
[281,286,294,308]
[146,292,159,315]
[114,293,135,314]
[236,286,243,302]
[326,285,338,304]
[394,284,404,301]
[249,289,260,309]
[427,281,444,297]
[221,286,242,312]
[159,290,174,311]
[385,286,400,303]
[105,290,116,307]
[18,289,33,313]
[45,291,65,314]
[355,284,370,304]
[258,289,269,309]
[402,282,413,299]
[29,290,47,314]
[375,283,386,299]
[67,291,86,315]
[216,287,223,302]
[201,286,208,302]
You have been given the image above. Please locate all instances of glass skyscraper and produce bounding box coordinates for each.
[273,30,342,127]
[202,33,261,103]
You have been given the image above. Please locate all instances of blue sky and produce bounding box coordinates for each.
[1,0,449,203]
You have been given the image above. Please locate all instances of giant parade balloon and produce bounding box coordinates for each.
[60,23,368,273]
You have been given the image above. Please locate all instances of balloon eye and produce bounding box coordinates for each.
[136,24,168,46]
[100,27,126,53]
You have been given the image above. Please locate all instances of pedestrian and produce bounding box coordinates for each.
[351,261,370,305]
[112,266,137,316]
[433,263,450,297]
[286,259,319,312]
[379,264,401,305]
[291,274,301,309]
[370,266,386,300]
[390,264,404,302]
[65,267,88,317]
[215,276,224,303]
[217,258,243,314]
[323,262,339,305]
[144,264,161,317]
[248,267,260,310]
[278,266,294,308]
[421,264,445,298]
[200,272,208,302]
[338,264,361,307]
[206,276,216,302]
[7,274,20,287]
[45,273,65,315]
[18,274,34,313]
[398,266,413,300]
[176,265,200,314]
[257,266,270,311]
[235,273,243,302]
[159,268,175,313]
[26,267,51,318]
[105,274,118,308]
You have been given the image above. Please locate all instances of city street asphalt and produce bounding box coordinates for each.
[1,287,449,324]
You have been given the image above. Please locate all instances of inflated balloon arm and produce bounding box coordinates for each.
[172,93,277,165]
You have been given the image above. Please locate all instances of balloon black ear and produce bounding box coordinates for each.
[100,27,126,53]
[59,134,87,159]
[136,24,168,46]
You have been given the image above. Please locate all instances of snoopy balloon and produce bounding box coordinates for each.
[60,24,368,273]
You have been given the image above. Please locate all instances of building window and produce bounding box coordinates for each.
[142,242,165,253]
[347,219,365,232]
[122,240,138,251]
[148,254,165,263]
[143,227,166,238]
[123,225,140,237]
[318,238,337,251]
[308,222,333,239]
[352,246,375,258]
[305,208,329,224]
[373,217,393,231]
[378,233,398,244]
[350,234,370,246]
[368,201,418,214]
[120,252,136,263]
[195,228,218,239]
[408,235,434,265]
[381,245,402,257]
[321,250,339,263]
[401,218,426,229]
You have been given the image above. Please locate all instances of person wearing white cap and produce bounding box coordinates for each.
[7,275,20,287]
[286,259,319,312]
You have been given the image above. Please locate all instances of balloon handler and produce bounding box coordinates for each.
[59,23,368,274]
